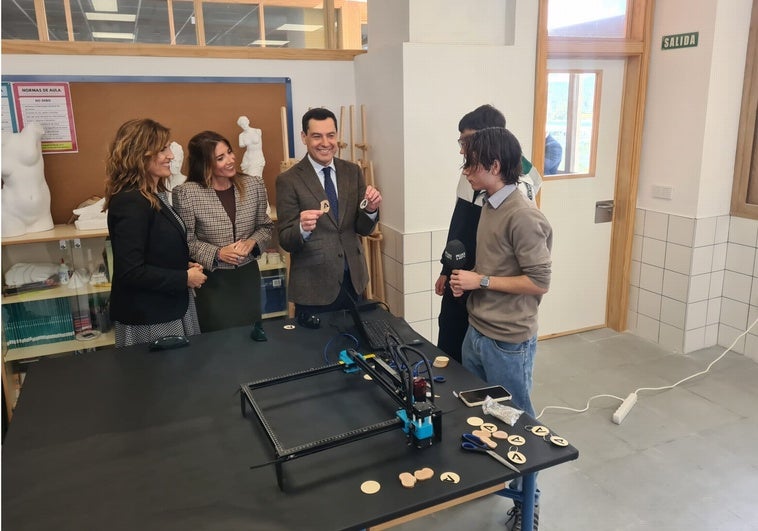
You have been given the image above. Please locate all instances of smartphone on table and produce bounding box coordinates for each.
[458,385,512,407]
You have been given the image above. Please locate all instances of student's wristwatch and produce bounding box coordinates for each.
[479,275,490,289]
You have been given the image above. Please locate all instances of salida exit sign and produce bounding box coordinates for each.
[662,32,699,50]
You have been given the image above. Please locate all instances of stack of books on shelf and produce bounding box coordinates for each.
[1,298,75,349]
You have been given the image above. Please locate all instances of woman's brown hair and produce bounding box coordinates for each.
[103,118,171,211]
[186,130,246,195]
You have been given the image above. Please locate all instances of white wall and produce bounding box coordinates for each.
[1,54,358,160]
[638,0,750,218]
[355,0,537,235]
[699,0,752,217]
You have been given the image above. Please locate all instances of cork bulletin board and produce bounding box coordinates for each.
[2,76,294,224]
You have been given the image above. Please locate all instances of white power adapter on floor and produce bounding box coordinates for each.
[612,393,637,424]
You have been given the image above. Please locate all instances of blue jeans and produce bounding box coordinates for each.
[462,325,537,418]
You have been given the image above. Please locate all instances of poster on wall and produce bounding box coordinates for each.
[12,82,78,153]
[1,82,19,133]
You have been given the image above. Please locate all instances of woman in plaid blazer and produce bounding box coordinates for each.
[173,131,273,339]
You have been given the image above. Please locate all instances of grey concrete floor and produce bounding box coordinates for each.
[392,329,758,531]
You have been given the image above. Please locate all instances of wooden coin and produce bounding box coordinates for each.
[320,200,330,213]
[398,472,417,488]
[466,416,484,427]
[363,374,373,381]
[414,467,434,481]
[550,435,569,447]
[360,480,381,494]
[507,434,526,446]
[480,422,498,433]
[530,425,550,436]
[507,450,526,465]
[439,471,461,484]
[433,356,449,368]
[492,430,509,440]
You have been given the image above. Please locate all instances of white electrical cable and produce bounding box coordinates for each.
[535,316,758,422]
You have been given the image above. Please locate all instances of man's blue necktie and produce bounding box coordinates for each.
[323,166,338,222]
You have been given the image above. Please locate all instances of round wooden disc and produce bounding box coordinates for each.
[530,425,550,436]
[550,435,569,447]
[439,471,461,484]
[507,434,526,446]
[360,480,381,494]
[480,422,498,433]
[507,450,526,465]
[466,416,484,427]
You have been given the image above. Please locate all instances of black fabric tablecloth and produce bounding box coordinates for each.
[2,309,577,530]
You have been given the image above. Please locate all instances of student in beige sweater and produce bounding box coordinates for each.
[450,127,552,530]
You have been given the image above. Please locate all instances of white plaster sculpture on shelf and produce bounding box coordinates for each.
[237,115,265,178]
[166,141,187,204]
[1,122,55,237]
[73,197,107,231]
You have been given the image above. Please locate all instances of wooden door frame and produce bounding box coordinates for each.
[532,0,655,332]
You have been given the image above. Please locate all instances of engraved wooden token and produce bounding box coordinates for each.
[507,450,526,465]
[466,416,484,427]
[480,422,498,433]
[360,198,369,210]
[320,200,330,213]
[399,472,417,488]
[360,480,381,494]
[363,374,373,381]
[507,434,526,446]
[550,435,569,447]
[530,425,550,436]
[414,467,434,481]
[492,430,509,440]
[439,471,461,484]
[283,324,296,330]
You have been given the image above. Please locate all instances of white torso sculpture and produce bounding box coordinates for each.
[237,115,265,177]
[165,141,187,205]
[1,122,55,237]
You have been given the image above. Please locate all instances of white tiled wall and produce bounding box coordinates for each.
[629,210,758,360]
[379,224,445,343]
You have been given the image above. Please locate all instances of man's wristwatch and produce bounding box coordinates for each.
[479,275,490,289]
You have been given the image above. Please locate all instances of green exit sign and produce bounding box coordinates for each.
[662,32,699,50]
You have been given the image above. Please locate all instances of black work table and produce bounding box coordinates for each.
[2,309,578,530]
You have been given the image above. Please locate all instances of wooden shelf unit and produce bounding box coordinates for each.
[2,225,112,421]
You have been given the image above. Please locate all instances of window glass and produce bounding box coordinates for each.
[546,71,600,176]
[2,0,39,40]
[172,2,197,46]
[203,2,261,47]
[0,0,363,51]
[548,0,628,38]
[261,7,326,49]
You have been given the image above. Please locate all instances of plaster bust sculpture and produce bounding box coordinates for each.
[237,115,265,178]
[1,122,55,237]
[165,141,187,204]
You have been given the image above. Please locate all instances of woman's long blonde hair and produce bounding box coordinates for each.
[104,118,171,211]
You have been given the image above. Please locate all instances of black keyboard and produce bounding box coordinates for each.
[362,319,400,349]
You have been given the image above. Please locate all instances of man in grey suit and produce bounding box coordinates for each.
[276,108,382,327]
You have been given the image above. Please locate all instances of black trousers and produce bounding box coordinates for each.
[436,287,470,364]
[295,268,360,316]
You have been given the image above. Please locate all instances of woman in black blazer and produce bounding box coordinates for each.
[105,119,207,347]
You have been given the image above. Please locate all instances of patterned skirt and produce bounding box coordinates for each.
[114,289,201,348]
